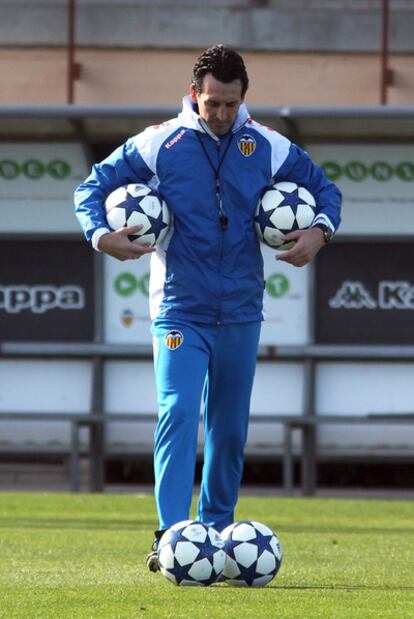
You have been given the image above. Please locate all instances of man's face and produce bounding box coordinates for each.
[190,73,244,136]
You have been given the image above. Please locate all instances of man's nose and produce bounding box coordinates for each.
[216,106,227,121]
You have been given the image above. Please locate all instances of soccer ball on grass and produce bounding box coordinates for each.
[255,181,316,250]
[221,520,282,587]
[157,520,226,586]
[104,183,170,247]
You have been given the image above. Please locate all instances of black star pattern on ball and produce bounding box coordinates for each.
[225,538,259,586]
[225,525,278,586]
[171,556,197,584]
[163,526,223,586]
[167,529,201,584]
[278,188,300,215]
[197,531,222,565]
[124,194,141,220]
[146,208,169,238]
[124,193,168,239]
[254,530,276,558]
[254,203,275,236]
[168,528,197,551]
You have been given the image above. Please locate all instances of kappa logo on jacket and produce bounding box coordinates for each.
[237,134,256,157]
[165,130,186,149]
[164,329,184,350]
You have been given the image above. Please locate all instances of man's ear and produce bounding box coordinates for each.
[190,83,198,102]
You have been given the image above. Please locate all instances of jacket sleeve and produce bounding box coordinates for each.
[274,143,342,233]
[74,138,155,242]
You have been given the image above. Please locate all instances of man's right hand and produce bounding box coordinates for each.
[98,226,156,261]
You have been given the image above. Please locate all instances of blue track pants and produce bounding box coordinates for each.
[151,319,261,532]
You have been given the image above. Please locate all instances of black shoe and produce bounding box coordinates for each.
[146,529,165,573]
[146,546,159,572]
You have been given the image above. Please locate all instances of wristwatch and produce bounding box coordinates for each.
[313,224,333,244]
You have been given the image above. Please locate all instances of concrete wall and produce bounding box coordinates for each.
[1,2,413,106]
[1,48,413,106]
[1,0,413,52]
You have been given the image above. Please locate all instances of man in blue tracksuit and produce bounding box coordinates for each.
[74,45,341,571]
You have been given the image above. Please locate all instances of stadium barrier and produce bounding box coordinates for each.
[0,408,312,493]
[2,341,414,494]
[1,409,413,494]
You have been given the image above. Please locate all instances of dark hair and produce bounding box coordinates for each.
[192,44,249,97]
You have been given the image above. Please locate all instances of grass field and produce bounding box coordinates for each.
[0,491,413,619]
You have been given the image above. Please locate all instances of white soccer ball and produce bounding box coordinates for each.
[221,520,282,587]
[104,183,170,247]
[158,520,226,586]
[255,181,316,250]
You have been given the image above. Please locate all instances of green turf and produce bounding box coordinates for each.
[0,491,413,619]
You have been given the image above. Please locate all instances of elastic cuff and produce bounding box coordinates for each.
[91,227,111,252]
[311,215,335,234]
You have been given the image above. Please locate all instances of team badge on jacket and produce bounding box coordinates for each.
[164,329,184,350]
[237,134,256,157]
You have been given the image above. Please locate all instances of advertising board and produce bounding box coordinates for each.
[0,240,94,341]
[104,247,310,345]
[0,142,89,233]
[315,241,414,344]
[308,144,414,236]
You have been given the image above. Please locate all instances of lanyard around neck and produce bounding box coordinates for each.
[195,131,234,230]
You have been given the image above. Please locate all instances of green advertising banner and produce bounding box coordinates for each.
[104,246,310,346]
[0,142,90,233]
[308,144,414,236]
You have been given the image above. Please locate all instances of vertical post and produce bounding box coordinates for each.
[283,423,294,495]
[87,246,106,492]
[301,357,317,496]
[300,257,317,496]
[380,0,391,105]
[89,356,105,492]
[68,120,103,491]
[87,224,107,491]
[70,421,80,492]
[67,0,77,104]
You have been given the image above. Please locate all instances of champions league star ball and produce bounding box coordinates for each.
[104,183,170,247]
[157,520,226,586]
[221,520,282,587]
[255,181,316,250]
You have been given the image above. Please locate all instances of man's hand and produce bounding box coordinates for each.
[98,226,155,261]
[275,227,326,267]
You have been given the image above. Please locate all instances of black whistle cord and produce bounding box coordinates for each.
[195,131,234,230]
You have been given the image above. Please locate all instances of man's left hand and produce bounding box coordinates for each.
[275,227,326,267]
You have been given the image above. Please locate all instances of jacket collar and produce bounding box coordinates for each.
[178,95,250,137]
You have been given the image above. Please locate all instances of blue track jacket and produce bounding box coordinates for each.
[74,96,342,325]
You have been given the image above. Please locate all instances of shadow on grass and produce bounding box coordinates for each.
[271,584,414,592]
[277,524,414,535]
[0,516,155,530]
[2,517,413,535]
